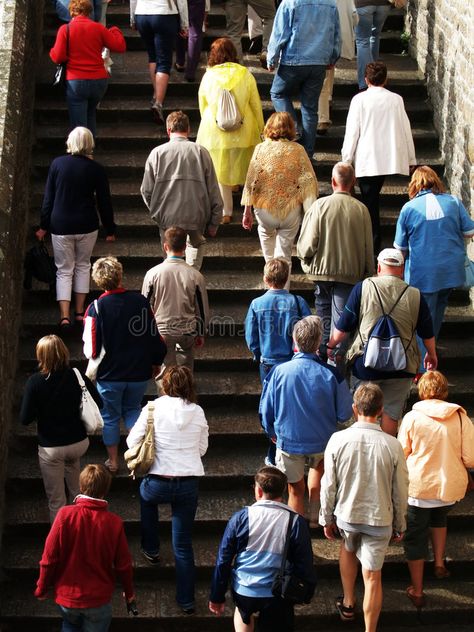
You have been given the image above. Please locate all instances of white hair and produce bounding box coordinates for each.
[66,126,94,156]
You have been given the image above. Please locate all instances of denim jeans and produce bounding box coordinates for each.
[140,475,198,609]
[355,5,391,89]
[270,64,326,157]
[136,14,180,74]
[66,79,108,138]
[314,281,353,359]
[417,288,451,372]
[54,0,102,22]
[58,603,112,632]
[96,380,148,446]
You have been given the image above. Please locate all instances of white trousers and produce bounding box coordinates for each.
[318,67,335,124]
[254,207,302,286]
[219,183,234,216]
[52,231,98,301]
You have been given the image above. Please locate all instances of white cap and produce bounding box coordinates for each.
[377,248,404,267]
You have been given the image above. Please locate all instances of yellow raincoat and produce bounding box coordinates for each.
[196,62,264,186]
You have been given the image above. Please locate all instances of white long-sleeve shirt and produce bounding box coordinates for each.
[127,395,208,476]
[341,86,416,177]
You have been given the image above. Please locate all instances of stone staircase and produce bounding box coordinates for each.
[0,1,473,630]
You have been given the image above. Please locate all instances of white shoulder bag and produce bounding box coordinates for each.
[73,368,104,434]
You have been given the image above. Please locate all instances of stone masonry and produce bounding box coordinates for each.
[0,0,45,551]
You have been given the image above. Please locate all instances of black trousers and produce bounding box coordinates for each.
[358,175,386,254]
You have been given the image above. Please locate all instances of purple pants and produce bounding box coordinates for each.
[175,0,205,81]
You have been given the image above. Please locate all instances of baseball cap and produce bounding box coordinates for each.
[377,248,404,267]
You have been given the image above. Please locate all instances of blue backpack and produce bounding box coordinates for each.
[362,280,413,372]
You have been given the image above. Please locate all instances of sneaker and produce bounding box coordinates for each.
[264,456,275,467]
[248,35,263,55]
[181,607,195,615]
[259,51,268,70]
[151,100,164,125]
[317,122,331,136]
[141,549,161,565]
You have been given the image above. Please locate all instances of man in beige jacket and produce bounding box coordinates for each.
[297,162,374,362]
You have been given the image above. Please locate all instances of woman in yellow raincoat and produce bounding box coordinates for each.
[197,37,264,223]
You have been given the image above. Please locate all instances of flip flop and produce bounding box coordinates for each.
[406,586,426,608]
[335,595,356,622]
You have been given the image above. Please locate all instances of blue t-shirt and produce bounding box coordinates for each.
[336,281,433,379]
[394,190,474,293]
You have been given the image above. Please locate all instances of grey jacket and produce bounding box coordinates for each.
[141,136,223,231]
[320,421,408,532]
[297,191,374,285]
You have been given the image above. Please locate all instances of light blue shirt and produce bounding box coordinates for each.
[267,0,341,68]
[394,190,474,293]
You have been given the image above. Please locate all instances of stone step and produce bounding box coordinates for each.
[1,577,472,631]
[4,483,474,535]
[3,530,474,582]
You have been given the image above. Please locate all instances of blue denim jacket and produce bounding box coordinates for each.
[267,0,341,68]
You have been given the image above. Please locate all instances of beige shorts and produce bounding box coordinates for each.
[339,528,391,571]
[275,449,324,484]
[351,376,412,422]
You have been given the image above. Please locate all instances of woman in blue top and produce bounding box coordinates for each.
[394,166,474,368]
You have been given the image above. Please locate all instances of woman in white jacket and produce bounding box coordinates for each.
[127,365,208,614]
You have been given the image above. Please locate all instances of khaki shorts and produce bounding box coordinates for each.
[351,376,412,421]
[339,528,391,571]
[275,449,324,484]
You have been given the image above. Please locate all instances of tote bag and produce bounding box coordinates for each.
[73,368,104,434]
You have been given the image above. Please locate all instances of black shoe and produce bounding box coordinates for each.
[248,35,263,54]
[181,607,195,615]
[259,51,268,69]
[141,549,161,565]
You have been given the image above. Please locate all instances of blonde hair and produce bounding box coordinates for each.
[79,464,112,498]
[66,126,95,156]
[92,256,123,291]
[69,0,92,18]
[417,370,449,401]
[36,335,70,374]
[293,316,322,354]
[408,166,446,199]
[263,112,296,141]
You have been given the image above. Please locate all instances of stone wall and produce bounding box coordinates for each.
[407,0,474,215]
[0,0,45,549]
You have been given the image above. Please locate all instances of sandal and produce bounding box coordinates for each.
[406,586,426,608]
[59,317,72,329]
[434,565,450,579]
[335,595,356,622]
[104,459,119,475]
[74,311,85,323]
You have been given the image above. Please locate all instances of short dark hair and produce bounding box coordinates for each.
[365,61,387,86]
[79,464,112,499]
[353,383,384,417]
[161,366,197,403]
[164,226,187,252]
[263,258,289,288]
[255,466,287,499]
[166,110,190,133]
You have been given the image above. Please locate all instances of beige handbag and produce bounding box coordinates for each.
[124,403,155,479]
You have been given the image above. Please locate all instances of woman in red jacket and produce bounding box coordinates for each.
[49,0,126,137]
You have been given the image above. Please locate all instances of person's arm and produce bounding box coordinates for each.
[330,6,342,65]
[416,293,437,369]
[195,275,210,336]
[341,97,360,164]
[247,73,264,132]
[393,206,409,253]
[244,304,260,361]
[83,301,102,360]
[102,25,126,53]
[19,377,39,426]
[259,371,276,437]
[335,375,353,422]
[399,97,416,169]
[126,404,149,449]
[140,153,157,211]
[113,523,135,601]
[49,24,68,64]
[202,149,222,231]
[198,408,209,457]
[266,4,291,69]
[319,439,337,528]
[148,308,167,366]
[209,512,241,606]
[240,146,259,208]
[40,162,58,232]
[34,510,63,598]
[176,0,189,31]
[288,516,317,601]
[95,164,116,237]
[457,198,474,237]
[362,207,375,276]
[296,203,319,263]
[391,443,409,534]
[299,296,312,318]
[83,373,103,408]
[397,415,413,459]
[422,337,437,370]
[459,410,474,469]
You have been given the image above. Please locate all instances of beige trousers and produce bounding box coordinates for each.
[38,437,89,523]
[318,67,335,124]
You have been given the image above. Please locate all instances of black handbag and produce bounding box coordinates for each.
[271,511,314,605]
[23,242,57,290]
[53,23,69,87]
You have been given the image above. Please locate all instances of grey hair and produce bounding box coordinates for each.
[332,162,355,189]
[66,126,95,156]
[293,316,322,353]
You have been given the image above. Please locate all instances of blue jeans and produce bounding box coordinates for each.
[355,5,391,89]
[96,380,148,446]
[54,1,102,22]
[66,79,108,138]
[314,281,353,359]
[136,14,180,74]
[417,288,451,372]
[270,64,326,157]
[140,475,198,609]
[58,603,112,632]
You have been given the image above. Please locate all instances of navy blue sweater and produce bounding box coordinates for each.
[40,154,116,236]
[83,289,167,382]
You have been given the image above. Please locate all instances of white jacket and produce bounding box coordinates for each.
[341,86,416,177]
[127,395,208,476]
